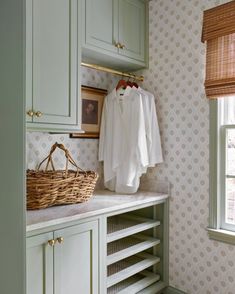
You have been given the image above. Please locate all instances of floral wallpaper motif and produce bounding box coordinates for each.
[141,0,235,293]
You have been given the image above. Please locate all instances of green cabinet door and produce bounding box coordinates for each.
[118,0,146,62]
[54,221,99,294]
[83,0,118,54]
[26,233,53,294]
[82,0,148,70]
[26,0,81,130]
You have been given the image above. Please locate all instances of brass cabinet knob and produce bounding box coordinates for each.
[27,110,34,117]
[114,42,121,49]
[57,237,64,244]
[120,44,126,49]
[35,111,43,117]
[48,239,56,246]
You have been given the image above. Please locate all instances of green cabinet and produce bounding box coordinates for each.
[118,0,146,62]
[26,0,82,132]
[82,0,148,71]
[26,232,53,294]
[84,0,118,54]
[26,221,98,294]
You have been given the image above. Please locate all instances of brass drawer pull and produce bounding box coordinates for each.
[114,42,121,49]
[35,111,43,117]
[48,239,56,246]
[57,237,64,244]
[27,110,34,117]
[47,238,63,246]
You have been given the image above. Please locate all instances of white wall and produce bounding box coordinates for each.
[141,0,235,293]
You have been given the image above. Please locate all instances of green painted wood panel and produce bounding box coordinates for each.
[118,0,146,62]
[26,0,33,123]
[26,0,81,127]
[83,0,118,54]
[54,221,99,294]
[26,233,54,294]
[82,0,148,70]
[0,0,26,293]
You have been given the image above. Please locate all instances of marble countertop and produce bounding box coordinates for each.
[27,190,168,233]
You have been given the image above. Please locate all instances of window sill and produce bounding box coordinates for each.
[207,228,235,245]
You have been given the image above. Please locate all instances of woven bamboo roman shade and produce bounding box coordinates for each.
[202,1,235,98]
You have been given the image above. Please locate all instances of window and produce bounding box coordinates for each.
[209,97,235,243]
[219,97,235,230]
[224,128,235,226]
[202,1,235,243]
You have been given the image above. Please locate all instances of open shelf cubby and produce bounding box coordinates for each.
[106,206,164,294]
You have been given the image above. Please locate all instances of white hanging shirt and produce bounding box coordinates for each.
[116,87,163,193]
[99,86,149,193]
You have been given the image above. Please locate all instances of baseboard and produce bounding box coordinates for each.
[162,286,187,294]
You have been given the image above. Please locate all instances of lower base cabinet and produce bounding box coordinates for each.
[26,221,99,294]
[27,197,169,294]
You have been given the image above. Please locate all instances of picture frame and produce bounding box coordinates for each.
[70,85,107,139]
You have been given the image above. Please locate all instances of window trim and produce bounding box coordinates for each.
[207,228,235,245]
[209,100,220,229]
[221,125,235,231]
[208,100,235,244]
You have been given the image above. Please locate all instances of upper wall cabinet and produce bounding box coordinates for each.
[118,0,146,62]
[26,0,82,132]
[82,0,148,71]
[84,0,118,55]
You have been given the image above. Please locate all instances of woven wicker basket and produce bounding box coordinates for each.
[27,142,98,210]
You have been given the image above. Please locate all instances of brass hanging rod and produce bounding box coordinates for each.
[81,62,144,82]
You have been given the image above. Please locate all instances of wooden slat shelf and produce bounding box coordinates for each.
[107,234,160,266]
[107,215,160,243]
[137,281,166,294]
[107,270,160,294]
[107,252,160,288]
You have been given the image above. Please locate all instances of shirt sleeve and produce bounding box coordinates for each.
[136,93,149,169]
[149,94,163,165]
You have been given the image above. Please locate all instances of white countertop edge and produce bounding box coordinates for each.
[27,192,168,233]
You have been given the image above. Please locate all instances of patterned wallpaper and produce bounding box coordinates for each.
[140,0,235,293]
[26,1,235,293]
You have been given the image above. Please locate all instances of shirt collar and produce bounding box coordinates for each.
[111,86,133,99]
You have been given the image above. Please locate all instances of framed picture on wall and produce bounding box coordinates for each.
[70,85,107,139]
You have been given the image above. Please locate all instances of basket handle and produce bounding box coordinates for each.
[37,142,85,176]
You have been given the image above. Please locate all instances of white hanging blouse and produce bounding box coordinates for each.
[99,86,162,193]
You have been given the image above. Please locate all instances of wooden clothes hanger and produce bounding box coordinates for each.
[116,73,128,90]
[132,81,138,88]
[116,79,127,90]
[126,76,138,88]
[116,75,139,91]
[132,75,139,88]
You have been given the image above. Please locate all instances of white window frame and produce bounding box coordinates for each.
[221,125,235,231]
[208,100,235,244]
